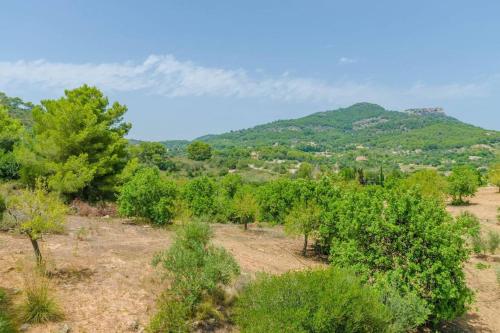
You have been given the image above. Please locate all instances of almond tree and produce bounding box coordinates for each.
[7,183,67,266]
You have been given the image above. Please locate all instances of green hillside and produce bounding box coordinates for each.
[195,103,500,169]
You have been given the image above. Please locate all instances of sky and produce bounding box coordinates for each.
[0,0,499,140]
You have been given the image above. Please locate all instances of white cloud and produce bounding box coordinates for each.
[0,54,490,108]
[338,57,357,64]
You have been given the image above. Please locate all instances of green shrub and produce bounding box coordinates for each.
[0,194,5,220]
[147,292,189,333]
[487,230,500,254]
[182,176,218,218]
[375,278,430,332]
[447,166,479,205]
[0,289,15,333]
[235,267,393,333]
[150,221,239,330]
[21,276,62,324]
[328,186,473,324]
[257,178,315,224]
[187,141,212,161]
[233,186,259,230]
[118,167,177,225]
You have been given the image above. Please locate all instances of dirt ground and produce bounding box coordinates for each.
[445,187,500,333]
[0,218,321,332]
[0,187,498,333]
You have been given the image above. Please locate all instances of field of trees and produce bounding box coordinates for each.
[0,86,499,332]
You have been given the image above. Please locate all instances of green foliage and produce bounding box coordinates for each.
[7,182,67,264]
[235,267,393,333]
[147,293,189,333]
[220,173,243,198]
[0,151,19,180]
[475,262,490,270]
[328,186,473,324]
[257,178,314,224]
[199,103,500,169]
[0,106,24,180]
[118,167,177,225]
[296,162,313,179]
[183,176,218,217]
[0,91,34,127]
[233,186,259,230]
[150,221,239,331]
[402,169,447,200]
[187,141,212,161]
[0,194,5,221]
[21,275,62,324]
[0,288,15,333]
[374,278,430,332]
[0,106,24,152]
[486,230,500,254]
[285,201,321,255]
[447,166,479,205]
[15,85,131,200]
[488,163,500,191]
[130,141,172,170]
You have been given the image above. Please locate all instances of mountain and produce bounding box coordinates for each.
[198,103,500,152]
[185,103,499,169]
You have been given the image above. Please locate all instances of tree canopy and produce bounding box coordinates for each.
[15,85,131,200]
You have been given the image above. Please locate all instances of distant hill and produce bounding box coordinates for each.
[198,103,500,152]
[0,92,34,127]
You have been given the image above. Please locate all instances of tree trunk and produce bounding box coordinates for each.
[302,233,308,256]
[29,237,43,266]
[244,221,248,230]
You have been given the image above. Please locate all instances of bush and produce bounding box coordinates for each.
[235,267,393,333]
[0,288,15,333]
[187,141,212,161]
[487,230,500,254]
[182,176,218,218]
[257,178,315,224]
[447,166,479,205]
[147,292,189,333]
[21,275,62,324]
[150,221,239,331]
[328,186,473,324]
[118,167,177,225]
[0,194,5,220]
[233,186,259,230]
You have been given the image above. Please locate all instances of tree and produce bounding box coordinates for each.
[6,183,67,266]
[285,201,321,256]
[329,186,473,324]
[15,85,131,200]
[130,142,171,170]
[447,166,479,205]
[118,167,177,225]
[183,176,217,217]
[0,107,24,179]
[488,163,500,192]
[403,169,448,201]
[233,186,259,230]
[220,173,243,198]
[186,141,212,161]
[296,162,313,179]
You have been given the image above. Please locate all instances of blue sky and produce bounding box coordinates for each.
[1,1,499,140]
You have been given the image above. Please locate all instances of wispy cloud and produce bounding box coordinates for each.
[0,54,490,107]
[338,57,357,65]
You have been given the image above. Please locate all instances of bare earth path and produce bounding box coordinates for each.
[0,187,497,332]
[0,218,320,332]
